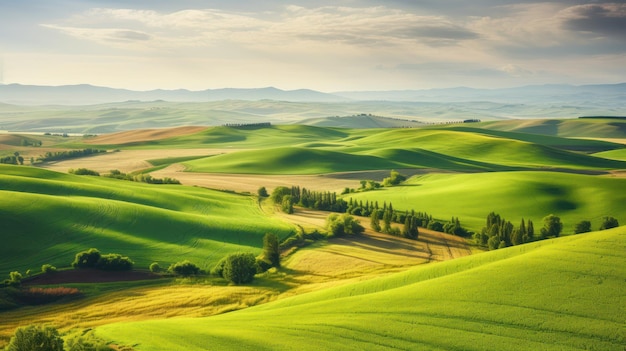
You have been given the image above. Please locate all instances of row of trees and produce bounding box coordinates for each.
[72,248,134,271]
[38,148,106,162]
[0,152,24,165]
[104,169,180,184]
[269,185,471,240]
[477,213,620,250]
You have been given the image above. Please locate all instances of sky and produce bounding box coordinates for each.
[0,0,625,91]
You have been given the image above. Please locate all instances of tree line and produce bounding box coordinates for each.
[37,148,106,162]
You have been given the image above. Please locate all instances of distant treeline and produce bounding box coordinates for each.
[222,122,272,128]
[38,148,106,162]
[270,185,470,239]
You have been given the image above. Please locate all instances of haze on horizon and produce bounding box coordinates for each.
[0,0,625,92]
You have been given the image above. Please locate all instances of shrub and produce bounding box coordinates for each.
[69,168,100,176]
[222,252,257,285]
[149,262,161,273]
[427,221,444,232]
[95,254,134,271]
[41,264,57,274]
[574,220,592,234]
[326,213,364,237]
[168,260,200,276]
[6,325,64,351]
[64,330,111,351]
[382,169,407,187]
[4,271,23,288]
[257,186,269,197]
[599,216,619,230]
[72,248,101,269]
[262,233,281,268]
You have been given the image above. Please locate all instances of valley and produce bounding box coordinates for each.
[0,117,625,350]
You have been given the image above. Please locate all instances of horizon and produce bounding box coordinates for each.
[1,1,625,91]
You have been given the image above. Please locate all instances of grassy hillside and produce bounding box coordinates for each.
[344,171,626,232]
[0,165,293,276]
[95,226,626,350]
[477,118,626,139]
[177,127,626,174]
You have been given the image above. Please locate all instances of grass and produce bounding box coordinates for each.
[344,171,626,233]
[95,226,626,350]
[0,164,294,277]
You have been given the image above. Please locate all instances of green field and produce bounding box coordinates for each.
[343,171,626,232]
[1,118,625,350]
[0,165,294,276]
[179,126,626,174]
[95,226,626,350]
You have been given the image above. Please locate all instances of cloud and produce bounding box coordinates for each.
[42,25,152,45]
[42,6,479,50]
[560,3,626,38]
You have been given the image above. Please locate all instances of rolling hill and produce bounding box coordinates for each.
[0,165,293,277]
[95,226,626,350]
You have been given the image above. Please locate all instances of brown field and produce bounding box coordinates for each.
[84,126,207,145]
[37,149,225,174]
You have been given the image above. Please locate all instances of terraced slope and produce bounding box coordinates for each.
[96,226,626,350]
[0,165,293,276]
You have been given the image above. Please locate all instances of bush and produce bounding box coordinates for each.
[222,252,257,285]
[168,260,200,276]
[599,216,619,230]
[6,325,64,351]
[210,257,227,277]
[427,221,444,232]
[382,169,407,187]
[4,271,23,288]
[95,254,134,271]
[41,264,57,274]
[69,168,100,176]
[325,213,364,237]
[72,248,101,269]
[149,262,161,273]
[257,186,269,197]
[574,220,592,234]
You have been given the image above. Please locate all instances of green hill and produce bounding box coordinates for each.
[344,171,626,232]
[95,226,626,350]
[0,165,293,276]
[477,118,626,139]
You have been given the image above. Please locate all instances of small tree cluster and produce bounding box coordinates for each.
[6,325,113,351]
[476,212,535,250]
[104,169,180,184]
[69,168,100,176]
[38,148,106,162]
[168,260,200,276]
[212,253,257,284]
[71,248,134,271]
[262,233,281,268]
[382,170,407,187]
[599,216,619,230]
[325,213,364,237]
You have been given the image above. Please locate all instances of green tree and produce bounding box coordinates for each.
[149,262,161,273]
[599,216,619,230]
[6,325,64,351]
[41,264,57,274]
[257,186,269,198]
[370,209,381,232]
[72,248,101,269]
[382,169,407,186]
[540,214,563,239]
[326,213,365,237]
[222,252,257,284]
[168,260,200,276]
[262,233,280,268]
[574,220,592,234]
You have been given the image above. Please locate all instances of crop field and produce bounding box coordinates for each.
[95,226,626,351]
[1,118,625,350]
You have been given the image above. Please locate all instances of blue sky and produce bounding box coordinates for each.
[0,1,624,91]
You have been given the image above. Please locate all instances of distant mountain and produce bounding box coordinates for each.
[334,83,626,104]
[0,84,348,105]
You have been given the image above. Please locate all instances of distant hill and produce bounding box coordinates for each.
[335,83,626,104]
[298,114,424,128]
[0,84,348,105]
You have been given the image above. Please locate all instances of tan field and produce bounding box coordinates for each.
[84,126,208,145]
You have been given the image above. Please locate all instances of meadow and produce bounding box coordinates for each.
[0,117,625,350]
[94,226,626,350]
